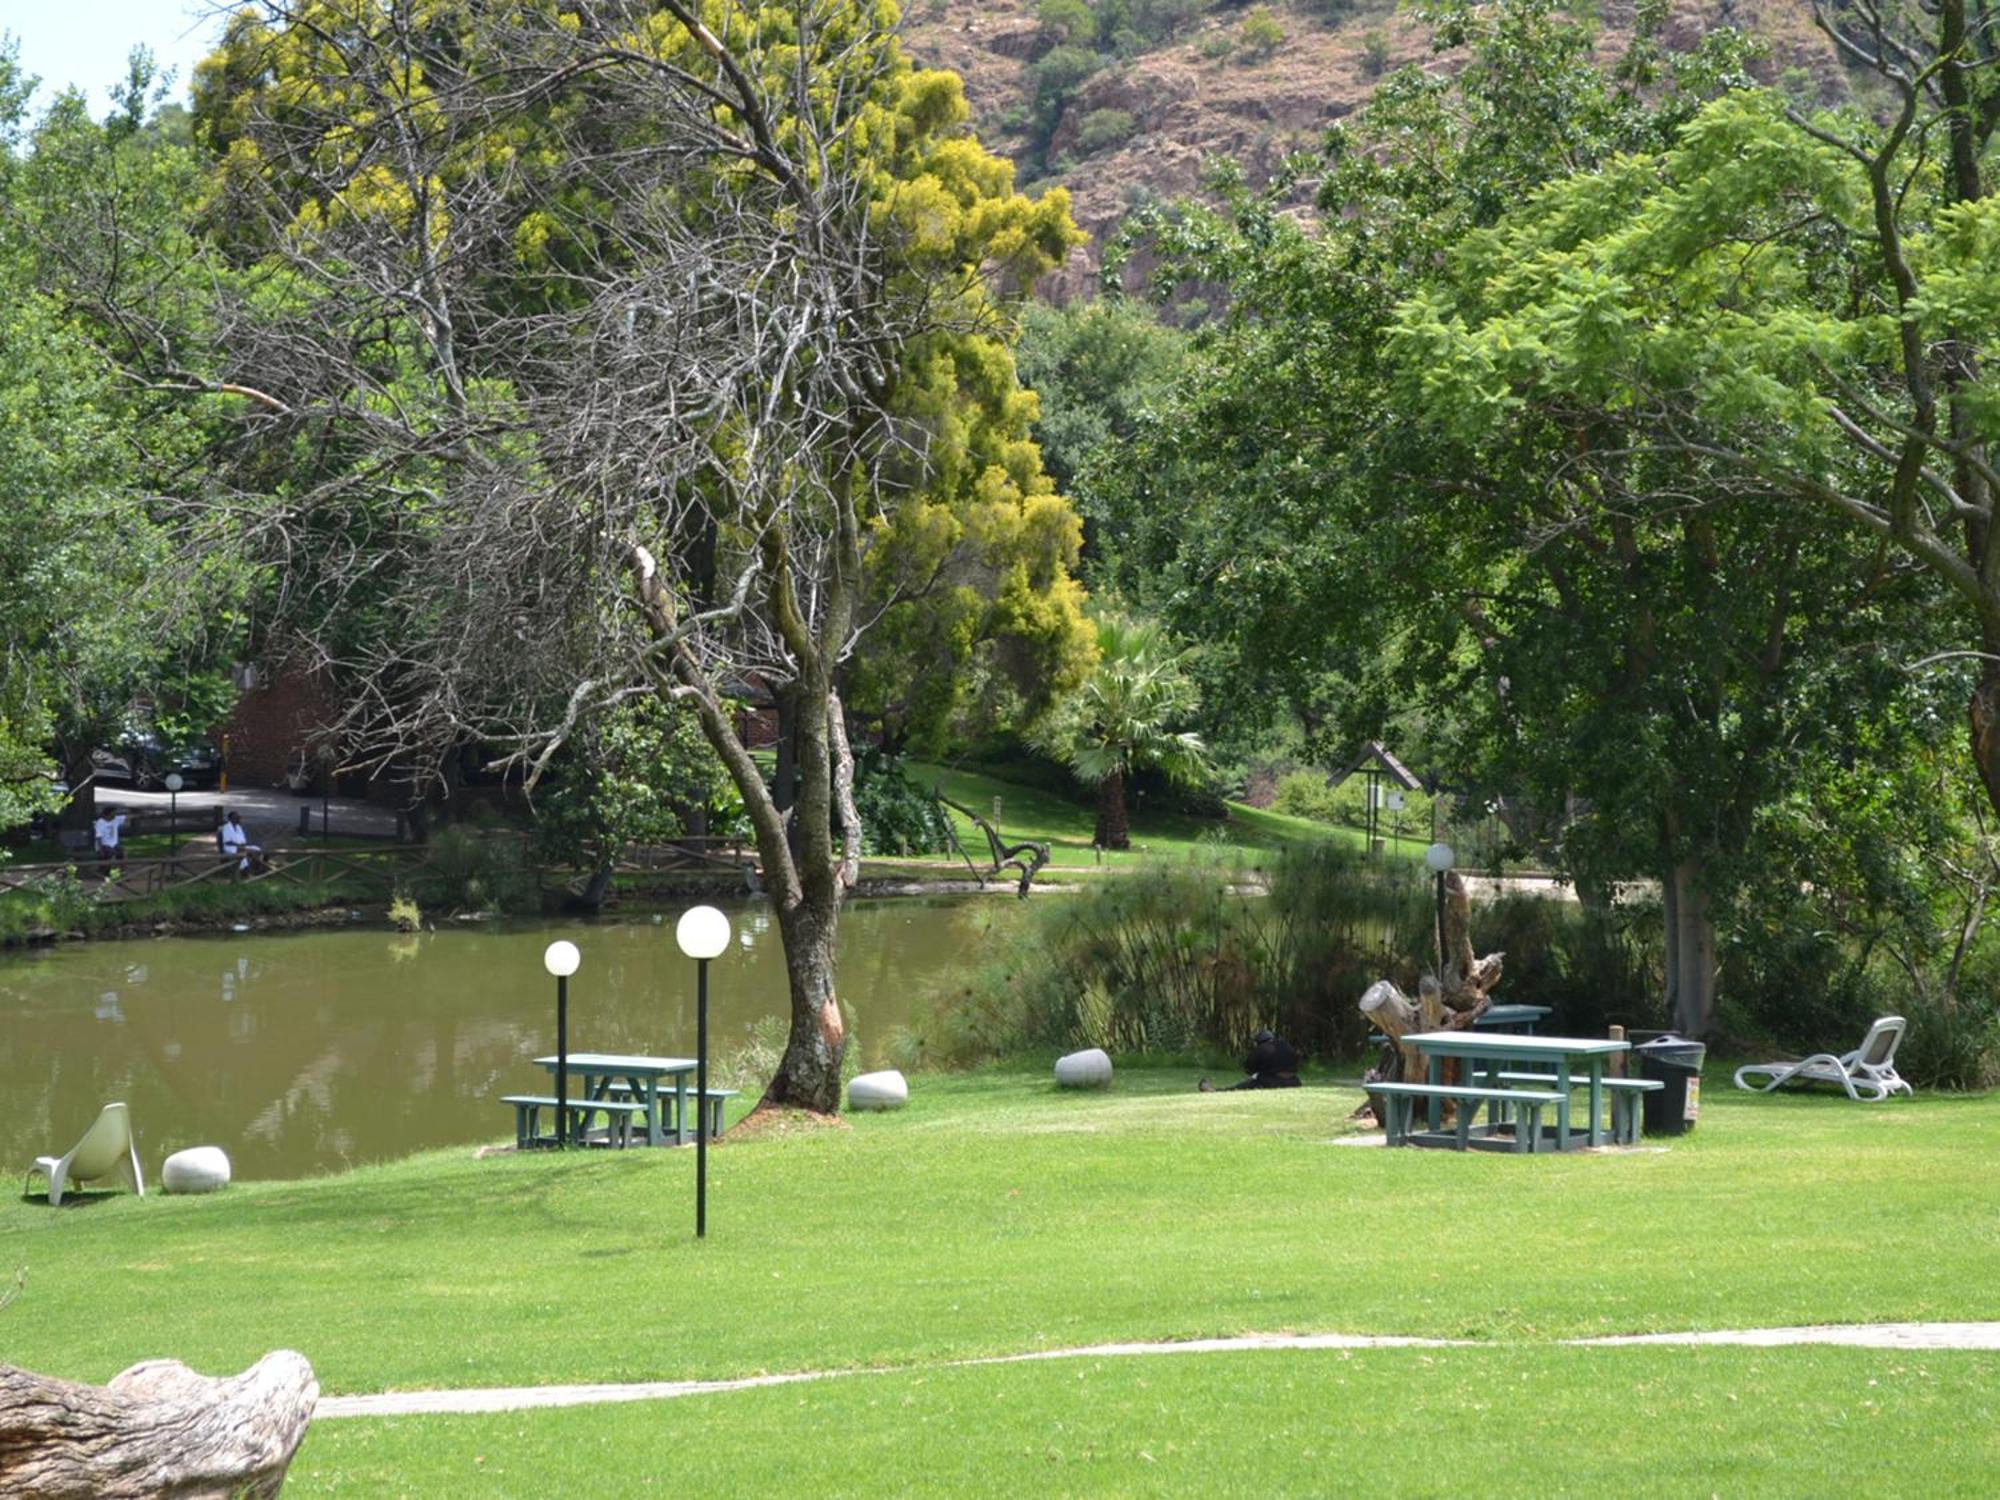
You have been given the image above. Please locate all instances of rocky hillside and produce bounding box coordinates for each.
[901,1,1849,294]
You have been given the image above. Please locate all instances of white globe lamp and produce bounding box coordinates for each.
[676,904,732,1238]
[542,940,581,1145]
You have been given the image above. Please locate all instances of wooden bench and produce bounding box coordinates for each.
[500,1095,647,1149]
[1493,1072,1664,1146]
[1369,1081,1566,1153]
[605,1083,740,1138]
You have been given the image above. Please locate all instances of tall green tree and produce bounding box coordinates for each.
[0,50,240,830]
[1080,1,1975,1032]
[183,1,1084,1110]
[1389,0,2000,822]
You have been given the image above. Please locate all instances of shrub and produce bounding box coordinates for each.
[1272,769,1432,841]
[854,759,950,856]
[1075,107,1138,155]
[1719,921,2000,1091]
[911,840,1431,1066]
[1197,29,1235,60]
[413,824,540,914]
[0,867,100,944]
[1360,26,1392,77]
[1239,6,1286,60]
[1037,0,1097,49]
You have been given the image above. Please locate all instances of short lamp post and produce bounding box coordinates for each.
[1424,842,1456,974]
[163,773,184,862]
[675,904,731,1238]
[543,940,581,1147]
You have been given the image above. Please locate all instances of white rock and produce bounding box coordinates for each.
[162,1146,232,1194]
[1054,1048,1113,1088]
[848,1070,909,1111]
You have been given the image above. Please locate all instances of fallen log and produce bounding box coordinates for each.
[934,791,1050,897]
[0,1350,317,1499]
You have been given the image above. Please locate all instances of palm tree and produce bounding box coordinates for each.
[1036,614,1210,850]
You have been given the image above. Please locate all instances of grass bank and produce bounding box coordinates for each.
[905,761,1421,869]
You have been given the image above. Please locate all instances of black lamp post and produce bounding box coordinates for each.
[675,904,731,1237]
[543,940,580,1147]
[1425,842,1456,974]
[163,773,183,863]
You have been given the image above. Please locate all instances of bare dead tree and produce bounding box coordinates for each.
[182,1,1074,1110]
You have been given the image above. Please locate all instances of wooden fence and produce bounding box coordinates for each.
[1,836,756,906]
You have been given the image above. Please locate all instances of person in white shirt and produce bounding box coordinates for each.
[218,810,264,873]
[93,809,128,861]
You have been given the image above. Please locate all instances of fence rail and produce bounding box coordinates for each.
[2,836,757,906]
[0,846,429,903]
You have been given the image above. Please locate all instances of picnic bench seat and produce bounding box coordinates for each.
[500,1094,647,1149]
[604,1082,740,1138]
[1493,1072,1664,1146]
[1369,1081,1565,1153]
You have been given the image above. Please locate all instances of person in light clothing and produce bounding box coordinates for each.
[218,810,264,873]
[93,808,129,862]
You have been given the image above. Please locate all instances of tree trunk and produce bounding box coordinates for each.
[1664,855,1717,1036]
[773,686,799,820]
[55,739,95,830]
[762,895,846,1113]
[1095,770,1129,849]
[1970,656,2000,827]
[760,654,848,1113]
[576,856,614,910]
[0,1351,317,1499]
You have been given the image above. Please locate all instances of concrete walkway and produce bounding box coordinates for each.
[314,1322,2000,1419]
[100,783,400,838]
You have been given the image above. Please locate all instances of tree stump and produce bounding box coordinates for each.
[0,1350,317,1499]
[1357,872,1505,1128]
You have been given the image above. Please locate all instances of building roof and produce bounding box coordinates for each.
[1333,741,1424,791]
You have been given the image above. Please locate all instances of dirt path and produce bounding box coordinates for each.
[314,1323,2000,1419]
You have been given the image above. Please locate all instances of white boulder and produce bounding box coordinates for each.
[1054,1048,1113,1088]
[848,1070,909,1111]
[161,1146,232,1195]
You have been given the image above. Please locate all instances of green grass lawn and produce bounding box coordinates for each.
[5,1070,1997,1493]
[3,1072,2000,1496]
[903,761,1429,870]
[294,1345,2000,1497]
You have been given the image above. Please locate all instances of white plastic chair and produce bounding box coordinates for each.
[1733,1016,1913,1102]
[25,1102,146,1205]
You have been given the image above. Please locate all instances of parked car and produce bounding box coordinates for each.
[91,736,224,791]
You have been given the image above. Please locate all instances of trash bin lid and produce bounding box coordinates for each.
[1634,1032,1707,1061]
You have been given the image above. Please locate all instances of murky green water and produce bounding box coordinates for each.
[0,898,997,1182]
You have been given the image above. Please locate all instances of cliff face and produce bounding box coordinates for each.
[901,1,1848,294]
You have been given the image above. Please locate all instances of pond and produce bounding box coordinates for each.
[0,897,1001,1183]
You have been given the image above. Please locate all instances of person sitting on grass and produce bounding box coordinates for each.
[1199,1029,1302,1092]
[218,810,266,874]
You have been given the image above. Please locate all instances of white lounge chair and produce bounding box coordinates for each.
[25,1102,146,1205]
[1733,1016,1913,1102]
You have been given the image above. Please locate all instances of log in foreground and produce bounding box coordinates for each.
[0,1350,317,1499]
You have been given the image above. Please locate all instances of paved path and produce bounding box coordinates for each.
[315,1323,2000,1419]
[102,784,401,837]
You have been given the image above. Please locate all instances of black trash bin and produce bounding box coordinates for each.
[1634,1034,1707,1136]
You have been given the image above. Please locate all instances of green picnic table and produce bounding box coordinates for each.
[534,1053,697,1147]
[1403,1031,1632,1151]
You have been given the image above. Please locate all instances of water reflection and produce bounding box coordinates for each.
[0,898,1000,1182]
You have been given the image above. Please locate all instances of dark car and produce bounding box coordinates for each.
[91,736,224,791]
